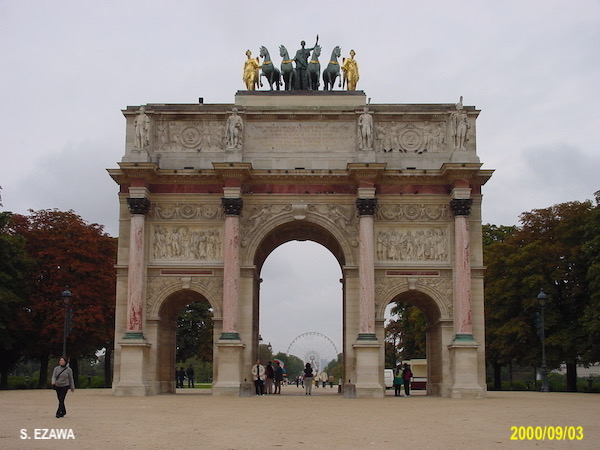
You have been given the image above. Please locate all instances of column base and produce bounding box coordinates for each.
[353,339,384,399]
[113,337,152,396]
[212,338,245,396]
[448,338,486,399]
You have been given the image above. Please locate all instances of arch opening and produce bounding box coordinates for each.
[155,290,214,394]
[383,290,443,396]
[255,224,344,393]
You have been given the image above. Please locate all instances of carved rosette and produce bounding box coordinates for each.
[356,198,378,216]
[221,198,243,216]
[450,198,473,217]
[127,197,151,215]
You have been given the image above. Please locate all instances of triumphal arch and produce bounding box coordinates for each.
[109,85,492,398]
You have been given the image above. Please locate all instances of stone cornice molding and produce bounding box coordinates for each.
[212,162,253,183]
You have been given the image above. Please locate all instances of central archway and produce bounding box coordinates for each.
[246,220,349,387]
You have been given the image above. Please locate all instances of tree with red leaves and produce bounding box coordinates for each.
[11,210,117,387]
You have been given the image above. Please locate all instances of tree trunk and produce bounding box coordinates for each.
[104,347,112,388]
[566,362,577,392]
[493,362,502,390]
[38,353,49,388]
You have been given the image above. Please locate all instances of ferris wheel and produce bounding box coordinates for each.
[287,332,339,373]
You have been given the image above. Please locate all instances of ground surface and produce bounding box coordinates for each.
[0,386,597,449]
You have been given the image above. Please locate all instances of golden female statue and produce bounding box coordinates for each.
[342,49,359,91]
[243,50,261,90]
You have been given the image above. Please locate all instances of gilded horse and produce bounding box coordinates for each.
[307,44,321,90]
[259,46,281,90]
[279,45,295,91]
[322,46,341,91]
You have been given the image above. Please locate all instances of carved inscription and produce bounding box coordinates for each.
[245,122,355,153]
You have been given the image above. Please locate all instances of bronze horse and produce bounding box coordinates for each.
[322,46,341,91]
[307,44,321,90]
[279,45,295,91]
[259,46,281,90]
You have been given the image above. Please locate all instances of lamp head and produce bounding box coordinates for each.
[537,289,547,308]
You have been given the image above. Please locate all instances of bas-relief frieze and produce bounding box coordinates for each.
[376,203,450,222]
[156,120,226,153]
[377,228,448,262]
[240,203,359,247]
[150,203,223,220]
[146,276,222,317]
[152,225,222,261]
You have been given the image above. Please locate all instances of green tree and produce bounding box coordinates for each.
[386,303,426,363]
[581,190,600,364]
[483,199,598,392]
[272,352,303,381]
[176,301,213,363]
[0,211,31,388]
[11,209,116,388]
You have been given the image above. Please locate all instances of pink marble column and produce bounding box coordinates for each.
[451,198,473,338]
[125,197,150,336]
[356,198,377,340]
[220,197,243,340]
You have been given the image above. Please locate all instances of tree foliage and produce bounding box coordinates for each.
[385,303,426,366]
[484,195,599,391]
[176,301,213,363]
[9,209,117,387]
[0,212,32,388]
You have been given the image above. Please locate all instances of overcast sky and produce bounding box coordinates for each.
[1,1,598,356]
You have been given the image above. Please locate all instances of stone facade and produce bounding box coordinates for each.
[109,91,492,398]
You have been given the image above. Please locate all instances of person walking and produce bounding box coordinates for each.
[303,362,314,395]
[251,359,265,396]
[177,367,186,388]
[51,356,75,418]
[402,363,413,397]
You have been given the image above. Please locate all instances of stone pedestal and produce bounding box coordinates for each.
[212,339,245,396]
[353,341,384,398]
[448,338,485,398]
[113,338,151,396]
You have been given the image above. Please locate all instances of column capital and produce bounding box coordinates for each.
[221,197,244,216]
[356,198,378,216]
[127,197,151,215]
[450,198,473,217]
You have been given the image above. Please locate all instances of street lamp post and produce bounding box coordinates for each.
[61,288,72,356]
[258,334,263,360]
[537,288,549,392]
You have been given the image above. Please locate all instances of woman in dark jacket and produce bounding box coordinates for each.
[51,356,75,418]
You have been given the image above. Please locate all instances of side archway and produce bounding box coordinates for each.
[377,286,448,396]
[149,289,215,394]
